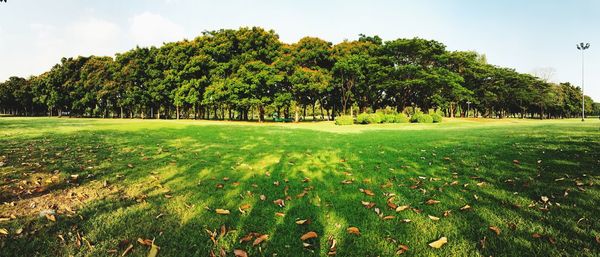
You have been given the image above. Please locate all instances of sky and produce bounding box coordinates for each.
[0,0,598,101]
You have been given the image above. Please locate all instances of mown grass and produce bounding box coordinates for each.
[0,117,599,257]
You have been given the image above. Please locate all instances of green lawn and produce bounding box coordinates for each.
[0,118,599,256]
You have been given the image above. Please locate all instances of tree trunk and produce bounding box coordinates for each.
[295,104,300,123]
[258,105,265,122]
[176,105,180,120]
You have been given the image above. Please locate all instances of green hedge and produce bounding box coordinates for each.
[334,115,354,125]
[431,112,443,123]
[394,113,409,123]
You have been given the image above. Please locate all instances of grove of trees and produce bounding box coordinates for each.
[0,27,596,121]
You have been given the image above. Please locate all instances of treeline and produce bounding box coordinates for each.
[0,27,597,121]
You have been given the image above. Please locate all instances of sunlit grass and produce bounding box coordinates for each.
[0,117,598,256]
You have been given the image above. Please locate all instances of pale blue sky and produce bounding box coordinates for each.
[1,0,598,101]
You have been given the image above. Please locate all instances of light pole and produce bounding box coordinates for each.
[577,42,590,121]
[466,101,471,118]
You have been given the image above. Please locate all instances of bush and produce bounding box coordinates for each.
[357,112,383,124]
[334,115,354,125]
[383,114,396,123]
[431,112,443,123]
[371,113,383,124]
[417,114,434,123]
[394,113,409,123]
[410,110,423,123]
[356,113,370,124]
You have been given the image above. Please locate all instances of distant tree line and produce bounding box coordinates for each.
[0,27,596,121]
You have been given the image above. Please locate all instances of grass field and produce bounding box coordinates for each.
[0,117,599,256]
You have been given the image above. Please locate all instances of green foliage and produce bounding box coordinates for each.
[334,115,354,125]
[431,112,443,123]
[356,112,383,124]
[0,27,592,120]
[356,112,371,124]
[382,114,396,123]
[394,113,410,123]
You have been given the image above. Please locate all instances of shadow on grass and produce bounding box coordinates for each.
[0,119,598,256]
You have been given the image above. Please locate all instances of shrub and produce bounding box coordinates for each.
[357,112,384,124]
[356,113,370,124]
[383,114,396,123]
[371,113,383,124]
[334,115,354,125]
[431,112,443,123]
[417,114,434,123]
[410,110,424,123]
[394,113,409,123]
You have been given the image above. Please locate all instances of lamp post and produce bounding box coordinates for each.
[466,101,471,118]
[577,42,590,121]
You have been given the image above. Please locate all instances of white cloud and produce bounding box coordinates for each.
[129,12,185,47]
[66,18,121,56]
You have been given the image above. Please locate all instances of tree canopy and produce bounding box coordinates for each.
[0,27,594,120]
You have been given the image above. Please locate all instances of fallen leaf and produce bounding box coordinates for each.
[513,160,520,165]
[361,201,376,209]
[428,237,448,248]
[300,231,318,241]
[273,199,285,207]
[259,195,266,201]
[253,234,268,246]
[532,233,542,238]
[360,188,375,196]
[489,226,501,235]
[428,215,440,221]
[233,249,248,257]
[46,214,56,222]
[595,236,600,244]
[347,227,360,235]
[138,238,153,246]
[215,209,230,215]
[425,199,440,205]
[275,212,285,217]
[401,219,412,223]
[122,244,133,256]
[395,205,410,212]
[460,205,471,211]
[396,244,409,255]
[147,243,159,257]
[0,228,8,235]
[541,196,549,203]
[383,215,395,220]
[295,219,311,225]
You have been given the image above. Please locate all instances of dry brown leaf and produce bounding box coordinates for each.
[532,233,542,238]
[361,201,376,209]
[425,199,440,205]
[239,204,251,210]
[46,214,56,222]
[460,205,471,211]
[361,189,375,196]
[215,209,230,215]
[443,210,452,217]
[594,236,600,244]
[347,227,360,235]
[138,238,153,246]
[275,212,285,217]
[239,234,253,243]
[273,199,285,207]
[252,234,268,246]
[396,244,409,255]
[489,226,501,235]
[300,231,318,241]
[513,160,520,165]
[395,205,410,212]
[233,249,248,257]
[428,237,447,248]
[0,228,8,235]
[341,180,353,185]
[260,195,267,201]
[383,215,395,220]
